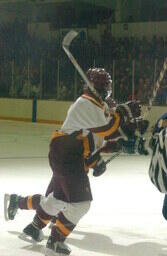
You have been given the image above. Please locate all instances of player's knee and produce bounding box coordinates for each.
[64,201,91,225]
[40,193,67,216]
[74,201,91,219]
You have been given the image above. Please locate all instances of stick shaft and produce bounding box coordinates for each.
[63,46,94,91]
[62,30,100,99]
[105,151,121,164]
[143,57,167,118]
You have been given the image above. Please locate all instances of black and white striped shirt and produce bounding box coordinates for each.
[149,128,167,193]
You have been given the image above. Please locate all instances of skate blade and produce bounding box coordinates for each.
[45,247,74,256]
[45,247,56,256]
[18,232,38,244]
[4,194,10,221]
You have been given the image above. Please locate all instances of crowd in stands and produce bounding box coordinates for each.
[0,19,167,105]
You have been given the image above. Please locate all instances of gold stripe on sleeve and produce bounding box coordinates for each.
[95,112,120,137]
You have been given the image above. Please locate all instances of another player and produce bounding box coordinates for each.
[4,68,144,256]
[148,112,167,221]
[149,112,167,193]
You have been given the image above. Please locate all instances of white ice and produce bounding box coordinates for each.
[0,120,167,256]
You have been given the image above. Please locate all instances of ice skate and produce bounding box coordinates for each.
[4,194,20,221]
[45,236,71,256]
[19,223,44,243]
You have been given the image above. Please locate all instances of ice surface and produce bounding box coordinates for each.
[0,120,167,256]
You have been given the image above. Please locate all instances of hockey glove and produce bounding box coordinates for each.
[121,119,149,138]
[116,100,141,123]
[93,157,106,177]
[85,150,100,168]
[116,100,142,138]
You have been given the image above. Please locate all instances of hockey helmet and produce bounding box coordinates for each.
[86,68,112,96]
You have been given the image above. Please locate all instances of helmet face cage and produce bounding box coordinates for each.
[86,68,112,98]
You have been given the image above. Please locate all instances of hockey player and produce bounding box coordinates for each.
[5,68,143,256]
[149,112,167,193]
[148,112,167,221]
[45,88,120,228]
[46,87,149,228]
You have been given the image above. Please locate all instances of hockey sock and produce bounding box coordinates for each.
[51,212,76,242]
[18,194,41,210]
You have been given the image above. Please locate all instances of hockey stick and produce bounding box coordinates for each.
[143,57,167,119]
[63,31,121,164]
[104,151,121,165]
[62,30,101,99]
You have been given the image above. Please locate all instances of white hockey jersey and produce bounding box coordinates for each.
[61,94,120,151]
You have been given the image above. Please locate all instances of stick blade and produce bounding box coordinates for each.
[62,30,78,48]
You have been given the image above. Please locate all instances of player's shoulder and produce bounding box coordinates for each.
[76,95,88,103]
[68,96,92,114]
[72,95,104,114]
[75,95,95,107]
